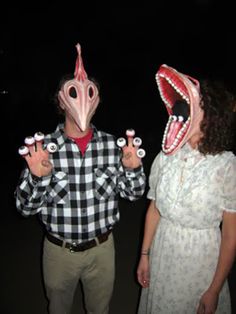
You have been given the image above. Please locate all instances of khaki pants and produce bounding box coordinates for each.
[43,233,115,314]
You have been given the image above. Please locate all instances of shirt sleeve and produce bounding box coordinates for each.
[147,151,163,200]
[118,164,146,201]
[222,155,236,213]
[15,167,69,217]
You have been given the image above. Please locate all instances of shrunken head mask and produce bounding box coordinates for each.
[58,43,100,131]
[156,64,204,155]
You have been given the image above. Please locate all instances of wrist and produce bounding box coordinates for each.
[207,285,221,296]
[141,249,150,256]
[31,173,42,185]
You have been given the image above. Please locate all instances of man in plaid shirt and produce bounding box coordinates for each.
[15,43,146,314]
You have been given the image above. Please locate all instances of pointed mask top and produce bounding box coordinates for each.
[74,43,88,81]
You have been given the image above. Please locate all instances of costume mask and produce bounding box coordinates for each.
[58,43,99,131]
[156,64,204,155]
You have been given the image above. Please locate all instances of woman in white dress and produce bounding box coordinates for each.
[137,64,236,314]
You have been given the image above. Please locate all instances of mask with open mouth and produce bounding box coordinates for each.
[58,43,100,132]
[156,64,204,155]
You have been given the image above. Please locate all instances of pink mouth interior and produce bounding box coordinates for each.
[157,68,191,154]
[165,120,184,148]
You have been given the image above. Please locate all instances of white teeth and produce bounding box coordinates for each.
[183,95,190,104]
[178,116,184,122]
[156,73,190,106]
[162,117,191,153]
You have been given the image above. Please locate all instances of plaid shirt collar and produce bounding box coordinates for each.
[48,123,102,149]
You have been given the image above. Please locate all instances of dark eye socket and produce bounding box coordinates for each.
[189,78,197,85]
[69,86,77,98]
[89,87,94,98]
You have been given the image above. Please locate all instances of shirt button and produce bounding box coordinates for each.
[82,209,86,214]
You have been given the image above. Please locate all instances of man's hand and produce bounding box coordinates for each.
[117,129,145,169]
[18,132,55,177]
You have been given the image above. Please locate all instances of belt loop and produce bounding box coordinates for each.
[94,237,100,246]
[62,239,67,249]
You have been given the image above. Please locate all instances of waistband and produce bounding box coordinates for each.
[46,229,112,253]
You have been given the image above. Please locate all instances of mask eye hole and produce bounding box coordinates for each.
[189,78,197,85]
[69,86,77,98]
[187,76,199,87]
[88,86,94,98]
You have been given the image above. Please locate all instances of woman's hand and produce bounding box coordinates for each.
[137,255,150,288]
[196,289,219,314]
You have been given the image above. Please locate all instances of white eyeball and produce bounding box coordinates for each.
[47,142,58,153]
[133,137,142,147]
[117,137,126,148]
[24,136,35,146]
[126,129,135,137]
[18,146,29,156]
[34,132,45,141]
[137,148,146,158]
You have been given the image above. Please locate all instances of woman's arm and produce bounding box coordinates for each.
[137,200,161,288]
[197,211,236,314]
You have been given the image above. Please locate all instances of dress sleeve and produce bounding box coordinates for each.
[147,151,163,200]
[222,155,236,213]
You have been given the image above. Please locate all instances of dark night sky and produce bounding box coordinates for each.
[2,5,236,313]
[1,1,236,208]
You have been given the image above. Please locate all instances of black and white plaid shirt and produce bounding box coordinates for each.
[15,124,146,243]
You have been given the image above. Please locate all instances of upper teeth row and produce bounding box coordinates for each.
[156,74,190,109]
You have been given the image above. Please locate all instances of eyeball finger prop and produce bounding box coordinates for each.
[18,145,29,157]
[117,137,126,148]
[133,137,142,147]
[24,136,35,146]
[47,142,58,153]
[34,132,45,142]
[137,148,146,158]
[126,129,135,137]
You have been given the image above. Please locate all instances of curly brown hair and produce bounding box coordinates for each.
[198,79,236,155]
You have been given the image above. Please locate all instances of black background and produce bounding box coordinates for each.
[1,1,236,313]
[2,1,236,192]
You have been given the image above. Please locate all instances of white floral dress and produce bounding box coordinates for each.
[138,144,236,314]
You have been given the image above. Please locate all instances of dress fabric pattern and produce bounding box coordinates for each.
[138,144,236,314]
